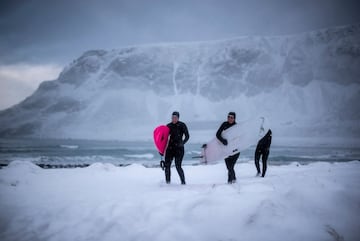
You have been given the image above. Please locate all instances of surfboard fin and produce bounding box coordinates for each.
[160,160,165,171]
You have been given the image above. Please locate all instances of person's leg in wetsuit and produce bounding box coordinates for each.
[174,147,186,184]
[164,147,175,184]
[261,149,269,177]
[225,153,240,183]
[255,145,261,176]
[255,145,270,177]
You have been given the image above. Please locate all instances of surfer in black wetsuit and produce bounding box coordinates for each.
[216,112,240,184]
[255,117,272,177]
[255,129,272,177]
[165,111,189,185]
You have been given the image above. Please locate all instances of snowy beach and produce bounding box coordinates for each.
[1,160,359,241]
[1,2,360,241]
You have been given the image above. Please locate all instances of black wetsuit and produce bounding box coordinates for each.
[165,121,189,184]
[216,121,239,183]
[255,129,272,177]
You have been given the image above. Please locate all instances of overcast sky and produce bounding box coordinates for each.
[1,0,360,109]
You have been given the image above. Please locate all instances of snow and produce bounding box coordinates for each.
[1,160,359,241]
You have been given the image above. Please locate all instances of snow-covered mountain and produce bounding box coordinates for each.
[1,24,359,144]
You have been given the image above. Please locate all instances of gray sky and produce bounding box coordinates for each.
[0,0,360,109]
[1,0,360,65]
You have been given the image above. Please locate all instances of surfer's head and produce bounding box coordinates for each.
[228,112,236,119]
[172,111,180,123]
[227,112,236,124]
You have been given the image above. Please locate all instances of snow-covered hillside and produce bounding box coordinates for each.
[0,24,359,143]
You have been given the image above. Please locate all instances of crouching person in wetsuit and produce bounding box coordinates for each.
[216,112,240,184]
[165,111,189,185]
[255,128,272,177]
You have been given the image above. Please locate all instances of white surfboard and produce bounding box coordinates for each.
[201,117,267,164]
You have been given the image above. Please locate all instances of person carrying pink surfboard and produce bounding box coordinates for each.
[164,111,189,185]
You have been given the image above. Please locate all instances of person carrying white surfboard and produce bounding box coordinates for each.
[255,117,272,177]
[216,112,240,184]
[164,111,189,185]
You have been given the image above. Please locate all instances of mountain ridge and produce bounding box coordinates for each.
[0,24,359,142]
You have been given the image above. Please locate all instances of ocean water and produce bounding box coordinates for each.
[0,138,359,168]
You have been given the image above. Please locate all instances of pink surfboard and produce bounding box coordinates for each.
[153,125,170,155]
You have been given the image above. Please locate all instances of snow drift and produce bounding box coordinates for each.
[0,161,359,241]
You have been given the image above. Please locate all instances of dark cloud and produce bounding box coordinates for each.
[1,0,360,65]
